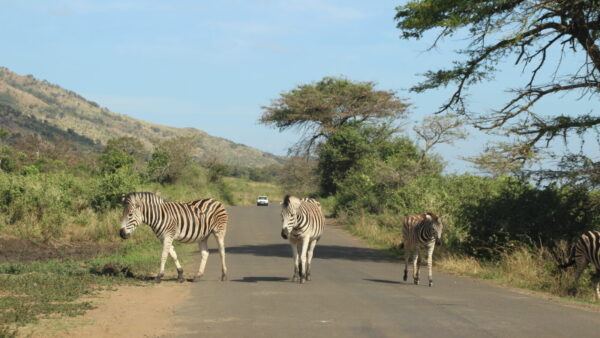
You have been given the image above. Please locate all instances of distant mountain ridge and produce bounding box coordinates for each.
[0,67,282,167]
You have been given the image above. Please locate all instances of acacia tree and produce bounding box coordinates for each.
[396,0,600,180]
[260,76,410,156]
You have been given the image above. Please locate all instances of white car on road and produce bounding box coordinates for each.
[256,196,269,206]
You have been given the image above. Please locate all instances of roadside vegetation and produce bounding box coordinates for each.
[0,131,283,335]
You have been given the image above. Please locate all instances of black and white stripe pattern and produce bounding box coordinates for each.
[280,195,324,283]
[559,230,600,299]
[402,212,443,287]
[119,192,228,283]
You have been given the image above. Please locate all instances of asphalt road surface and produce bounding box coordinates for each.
[172,205,600,338]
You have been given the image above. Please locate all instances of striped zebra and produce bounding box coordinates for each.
[559,230,600,300]
[119,192,228,283]
[402,212,444,287]
[280,195,325,283]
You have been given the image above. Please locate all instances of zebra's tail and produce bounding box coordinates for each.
[558,245,577,269]
[399,242,404,250]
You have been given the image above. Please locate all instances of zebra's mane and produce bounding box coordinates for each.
[282,194,291,207]
[122,192,165,204]
[282,194,302,211]
[425,212,439,222]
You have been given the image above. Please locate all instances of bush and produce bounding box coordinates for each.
[90,168,140,212]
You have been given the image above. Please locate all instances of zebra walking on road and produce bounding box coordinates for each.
[402,212,444,287]
[559,230,600,300]
[280,195,324,283]
[119,192,228,283]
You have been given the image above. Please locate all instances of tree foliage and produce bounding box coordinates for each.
[147,136,197,183]
[105,136,145,158]
[395,0,600,178]
[319,121,443,212]
[260,76,410,156]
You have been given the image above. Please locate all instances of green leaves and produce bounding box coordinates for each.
[261,76,409,156]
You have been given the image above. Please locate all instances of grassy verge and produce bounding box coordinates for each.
[341,212,600,305]
[0,229,197,336]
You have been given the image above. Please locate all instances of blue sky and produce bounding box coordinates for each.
[2,0,598,173]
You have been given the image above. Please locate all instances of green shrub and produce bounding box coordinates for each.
[90,168,140,212]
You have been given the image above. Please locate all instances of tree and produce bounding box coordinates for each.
[318,121,442,197]
[204,155,232,183]
[413,114,467,159]
[147,136,197,183]
[260,76,410,156]
[105,136,145,158]
[395,1,600,177]
[98,148,134,174]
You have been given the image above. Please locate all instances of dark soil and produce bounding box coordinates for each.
[0,238,119,263]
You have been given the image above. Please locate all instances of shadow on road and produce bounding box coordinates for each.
[232,276,289,283]
[363,278,403,285]
[210,244,396,262]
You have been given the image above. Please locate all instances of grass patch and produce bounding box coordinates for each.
[0,234,197,335]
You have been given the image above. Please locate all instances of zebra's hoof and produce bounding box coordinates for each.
[300,278,306,284]
[414,278,419,285]
[177,269,184,283]
[403,272,408,282]
[291,275,299,282]
[306,275,311,281]
[155,273,164,284]
[428,281,433,287]
[221,275,228,281]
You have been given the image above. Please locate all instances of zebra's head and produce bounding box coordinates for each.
[119,193,144,239]
[280,195,301,240]
[426,212,444,246]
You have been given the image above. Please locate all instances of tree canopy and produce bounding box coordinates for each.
[395,0,600,180]
[260,76,409,156]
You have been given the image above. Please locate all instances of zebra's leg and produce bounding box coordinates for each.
[426,244,435,287]
[571,259,589,294]
[214,230,228,281]
[291,242,300,282]
[403,246,410,282]
[305,239,318,281]
[168,245,184,283]
[298,239,310,284]
[156,237,173,283]
[192,238,209,282]
[412,248,420,285]
[593,270,600,301]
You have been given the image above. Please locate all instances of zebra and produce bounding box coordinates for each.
[280,195,325,283]
[402,212,444,287]
[119,192,228,283]
[559,230,600,300]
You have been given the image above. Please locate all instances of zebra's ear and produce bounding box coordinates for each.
[425,213,432,221]
[121,194,126,202]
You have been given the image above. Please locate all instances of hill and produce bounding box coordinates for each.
[0,67,281,167]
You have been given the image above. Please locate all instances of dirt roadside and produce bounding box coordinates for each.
[20,281,189,338]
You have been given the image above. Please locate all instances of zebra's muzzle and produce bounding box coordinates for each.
[281,229,288,240]
[119,228,130,239]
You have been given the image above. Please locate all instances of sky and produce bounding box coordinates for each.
[1,0,598,173]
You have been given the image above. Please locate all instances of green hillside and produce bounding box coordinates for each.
[0,67,281,167]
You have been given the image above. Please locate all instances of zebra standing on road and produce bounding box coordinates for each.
[280,195,325,283]
[402,212,444,287]
[559,230,600,300]
[119,192,228,283]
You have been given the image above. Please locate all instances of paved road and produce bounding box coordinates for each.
[172,205,600,338]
